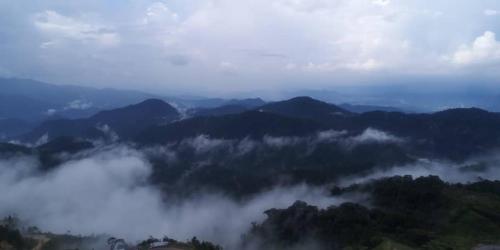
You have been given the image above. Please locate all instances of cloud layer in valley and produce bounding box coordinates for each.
[1,131,500,248]
[0,145,350,249]
[340,155,500,187]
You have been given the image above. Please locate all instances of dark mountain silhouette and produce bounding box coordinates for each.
[347,108,500,160]
[188,99,266,117]
[225,98,266,108]
[0,77,159,120]
[178,97,266,109]
[246,176,500,250]
[0,94,55,121]
[23,119,102,143]
[36,136,94,170]
[36,136,94,154]
[15,96,500,161]
[189,105,249,117]
[133,97,500,160]
[136,111,324,144]
[0,119,36,140]
[6,96,500,197]
[22,99,180,142]
[339,103,404,113]
[88,99,180,136]
[0,78,157,109]
[258,96,351,122]
[0,143,31,156]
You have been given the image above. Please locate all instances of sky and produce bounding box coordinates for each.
[0,0,499,95]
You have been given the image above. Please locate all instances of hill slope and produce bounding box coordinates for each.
[22,99,180,142]
[258,96,351,122]
[136,110,324,144]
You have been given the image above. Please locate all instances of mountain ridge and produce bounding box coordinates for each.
[21,98,180,142]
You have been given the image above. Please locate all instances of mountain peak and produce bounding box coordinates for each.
[288,96,316,102]
[22,99,181,143]
[91,98,179,120]
[257,96,350,122]
[136,98,171,107]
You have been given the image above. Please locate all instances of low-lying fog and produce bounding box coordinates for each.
[0,145,352,248]
[1,136,500,249]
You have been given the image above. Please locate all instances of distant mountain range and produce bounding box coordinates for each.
[257,96,352,121]
[2,93,500,197]
[5,93,499,162]
[21,99,180,142]
[4,78,500,163]
[0,78,269,137]
[2,79,500,250]
[339,103,404,113]
[0,78,158,120]
[1,77,422,139]
[137,97,500,161]
[0,77,266,121]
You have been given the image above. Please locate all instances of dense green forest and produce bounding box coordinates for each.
[244,176,500,250]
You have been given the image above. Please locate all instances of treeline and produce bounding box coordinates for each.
[137,236,222,250]
[244,176,500,250]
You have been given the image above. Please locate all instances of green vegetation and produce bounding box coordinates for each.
[0,225,27,250]
[245,176,500,250]
[38,233,110,250]
[137,236,222,250]
[0,217,36,250]
[2,177,500,250]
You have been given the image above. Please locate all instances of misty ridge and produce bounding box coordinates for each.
[1,80,500,250]
[2,139,500,250]
[3,0,500,248]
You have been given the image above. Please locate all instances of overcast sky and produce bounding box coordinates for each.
[0,0,499,95]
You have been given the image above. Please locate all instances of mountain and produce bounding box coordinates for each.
[0,78,158,120]
[36,136,94,170]
[347,108,500,160]
[18,96,500,162]
[183,98,266,117]
[189,105,249,117]
[136,110,324,144]
[0,119,36,140]
[173,97,266,109]
[339,103,405,113]
[225,98,266,108]
[89,99,180,136]
[246,176,500,250]
[0,94,55,120]
[8,95,500,196]
[22,99,180,142]
[0,142,31,157]
[136,97,500,160]
[258,96,351,122]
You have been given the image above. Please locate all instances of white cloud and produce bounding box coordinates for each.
[46,109,57,116]
[34,10,120,47]
[0,145,350,248]
[302,59,384,72]
[339,155,500,187]
[2,0,500,92]
[316,130,348,142]
[484,9,499,16]
[65,99,93,110]
[218,61,238,74]
[142,2,179,25]
[348,128,403,145]
[372,0,390,6]
[35,133,49,146]
[451,31,500,66]
[181,134,231,154]
[263,135,302,148]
